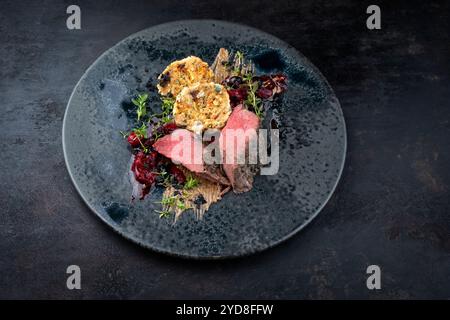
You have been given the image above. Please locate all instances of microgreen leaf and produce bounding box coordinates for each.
[155,210,171,218]
[184,175,199,190]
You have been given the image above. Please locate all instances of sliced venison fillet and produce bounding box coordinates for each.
[153,129,203,173]
[201,163,230,186]
[153,129,230,185]
[219,105,260,193]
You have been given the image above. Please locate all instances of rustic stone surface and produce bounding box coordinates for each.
[0,0,449,299]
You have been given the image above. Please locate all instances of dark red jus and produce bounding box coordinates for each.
[160,121,177,135]
[227,88,248,107]
[131,150,159,187]
[127,132,142,148]
[256,87,272,99]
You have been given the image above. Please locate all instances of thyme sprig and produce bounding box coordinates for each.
[243,73,263,118]
[155,193,188,218]
[131,93,148,121]
[132,122,148,139]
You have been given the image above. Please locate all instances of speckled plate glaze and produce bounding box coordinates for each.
[62,20,346,259]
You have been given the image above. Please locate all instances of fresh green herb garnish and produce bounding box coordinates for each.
[161,172,173,187]
[231,52,263,117]
[129,123,149,152]
[160,96,175,124]
[155,169,168,177]
[132,93,148,121]
[232,51,244,75]
[235,50,244,61]
[184,175,199,190]
[152,130,163,141]
[136,135,149,153]
[155,209,171,218]
[155,193,188,218]
[159,194,177,207]
[133,122,148,139]
[243,74,264,118]
[243,73,252,83]
[161,96,174,113]
[176,200,187,210]
[146,96,175,141]
[160,115,172,125]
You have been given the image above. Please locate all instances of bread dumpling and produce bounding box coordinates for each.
[173,82,231,133]
[157,56,214,97]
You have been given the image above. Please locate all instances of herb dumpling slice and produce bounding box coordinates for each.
[173,82,231,133]
[157,56,214,97]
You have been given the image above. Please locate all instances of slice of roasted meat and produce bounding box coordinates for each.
[153,129,230,186]
[219,105,261,193]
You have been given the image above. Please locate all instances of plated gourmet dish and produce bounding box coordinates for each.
[63,20,346,257]
[121,48,288,221]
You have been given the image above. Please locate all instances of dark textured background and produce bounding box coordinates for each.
[1,0,449,299]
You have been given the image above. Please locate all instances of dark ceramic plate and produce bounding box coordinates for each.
[62,20,346,259]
